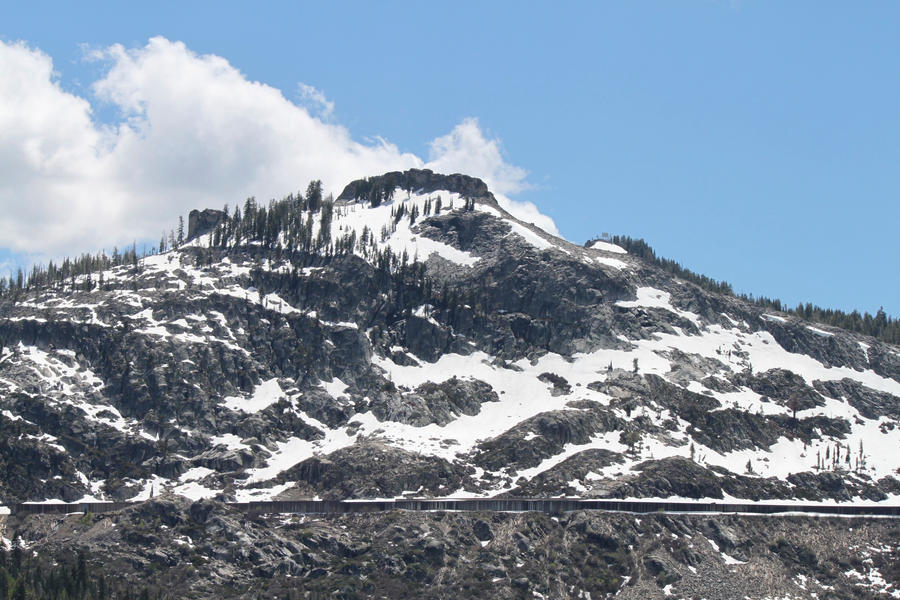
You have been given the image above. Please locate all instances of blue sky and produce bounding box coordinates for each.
[1,1,898,316]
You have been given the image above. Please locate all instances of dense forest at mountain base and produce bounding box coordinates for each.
[1,499,898,599]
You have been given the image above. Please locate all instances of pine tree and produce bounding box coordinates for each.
[318,199,334,248]
[232,206,242,246]
[176,216,184,247]
[306,180,323,213]
[619,430,641,455]
[97,574,106,600]
[10,547,21,578]
[788,393,800,424]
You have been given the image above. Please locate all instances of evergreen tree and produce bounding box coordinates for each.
[10,547,21,578]
[317,199,334,248]
[231,206,242,246]
[176,216,184,247]
[97,574,106,600]
[370,185,383,208]
[306,180,323,213]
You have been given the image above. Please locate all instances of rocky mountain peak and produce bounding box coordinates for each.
[187,208,227,242]
[0,167,897,513]
[2,162,899,598]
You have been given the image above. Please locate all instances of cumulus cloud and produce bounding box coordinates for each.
[0,40,114,255]
[296,83,335,119]
[425,119,558,235]
[0,36,556,257]
[0,258,16,282]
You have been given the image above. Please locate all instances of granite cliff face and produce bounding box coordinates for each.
[187,208,226,242]
[0,170,898,597]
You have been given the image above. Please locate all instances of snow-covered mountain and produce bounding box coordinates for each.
[1,169,898,508]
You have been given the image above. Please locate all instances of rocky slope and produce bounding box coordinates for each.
[1,168,899,599]
[0,168,898,508]
[2,497,898,599]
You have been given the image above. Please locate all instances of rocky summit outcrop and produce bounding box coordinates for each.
[337,168,495,203]
[187,208,226,242]
[0,169,897,596]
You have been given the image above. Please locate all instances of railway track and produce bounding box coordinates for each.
[9,498,900,517]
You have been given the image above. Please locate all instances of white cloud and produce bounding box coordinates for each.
[297,83,335,119]
[425,119,558,235]
[0,36,556,257]
[0,258,17,282]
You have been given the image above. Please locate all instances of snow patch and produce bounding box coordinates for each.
[321,378,349,399]
[616,287,701,326]
[589,240,627,254]
[223,378,285,413]
[593,256,628,270]
[806,325,834,337]
[506,220,554,251]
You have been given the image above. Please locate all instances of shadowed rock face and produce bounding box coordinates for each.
[338,168,494,203]
[276,442,475,499]
[368,377,499,427]
[187,208,226,241]
[813,378,900,420]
